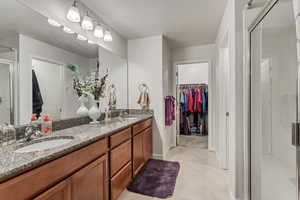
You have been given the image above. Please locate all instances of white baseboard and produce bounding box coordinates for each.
[151,153,164,160]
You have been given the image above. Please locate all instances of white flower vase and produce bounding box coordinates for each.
[89,100,101,124]
[76,96,89,116]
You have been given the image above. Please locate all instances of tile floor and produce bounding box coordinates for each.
[118,135,231,200]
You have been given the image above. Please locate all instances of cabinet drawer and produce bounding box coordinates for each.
[110,127,131,148]
[110,140,132,177]
[111,162,132,200]
[0,138,108,200]
[133,119,152,136]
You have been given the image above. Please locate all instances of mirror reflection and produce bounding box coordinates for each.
[0,0,128,125]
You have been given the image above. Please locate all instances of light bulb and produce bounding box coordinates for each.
[88,40,96,44]
[94,25,104,38]
[77,34,87,41]
[63,26,74,34]
[103,30,112,42]
[48,19,61,27]
[81,13,94,31]
[67,1,81,23]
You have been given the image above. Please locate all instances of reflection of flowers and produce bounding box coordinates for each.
[85,73,108,101]
[72,77,90,97]
[69,63,108,100]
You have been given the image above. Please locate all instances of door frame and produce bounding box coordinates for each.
[173,59,213,151]
[0,58,15,125]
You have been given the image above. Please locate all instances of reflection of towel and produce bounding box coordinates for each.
[137,92,150,106]
[108,93,117,106]
[32,70,43,117]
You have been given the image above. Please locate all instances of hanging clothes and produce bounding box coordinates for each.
[32,69,44,118]
[179,84,208,136]
[165,96,175,126]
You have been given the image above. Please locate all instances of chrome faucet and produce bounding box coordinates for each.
[120,110,129,118]
[24,124,42,142]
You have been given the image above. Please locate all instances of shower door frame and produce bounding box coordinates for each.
[0,58,15,125]
[246,0,299,199]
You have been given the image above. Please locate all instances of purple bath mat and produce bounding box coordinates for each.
[127,159,180,198]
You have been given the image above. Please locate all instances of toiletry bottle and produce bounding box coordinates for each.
[42,114,53,135]
[31,114,39,128]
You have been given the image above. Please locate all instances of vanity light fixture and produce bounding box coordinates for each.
[77,34,87,41]
[81,12,94,31]
[67,1,81,23]
[103,30,113,42]
[94,25,104,38]
[48,19,61,27]
[63,26,75,34]
[88,40,96,44]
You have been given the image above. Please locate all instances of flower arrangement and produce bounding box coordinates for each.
[68,63,108,101]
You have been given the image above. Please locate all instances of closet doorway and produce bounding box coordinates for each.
[176,62,210,148]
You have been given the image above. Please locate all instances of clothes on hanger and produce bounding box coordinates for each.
[165,96,175,126]
[32,69,44,118]
[179,84,208,135]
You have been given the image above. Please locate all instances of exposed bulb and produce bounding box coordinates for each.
[94,25,104,38]
[81,13,94,31]
[77,34,87,41]
[103,30,112,42]
[67,1,81,23]
[48,19,61,27]
[63,26,75,34]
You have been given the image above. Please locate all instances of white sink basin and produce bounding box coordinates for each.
[15,136,74,153]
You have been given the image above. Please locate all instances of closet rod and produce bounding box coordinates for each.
[179,83,207,86]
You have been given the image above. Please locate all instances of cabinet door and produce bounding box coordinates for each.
[33,180,71,200]
[71,155,108,200]
[133,132,144,177]
[143,128,153,162]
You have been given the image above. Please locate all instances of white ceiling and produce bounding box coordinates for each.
[0,0,98,58]
[84,0,228,48]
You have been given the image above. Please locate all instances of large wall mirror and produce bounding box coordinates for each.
[0,0,128,125]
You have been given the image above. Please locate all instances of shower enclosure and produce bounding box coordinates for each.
[249,0,299,199]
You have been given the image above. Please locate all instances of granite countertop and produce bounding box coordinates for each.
[0,114,152,183]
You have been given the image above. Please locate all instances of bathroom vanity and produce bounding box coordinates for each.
[0,116,153,200]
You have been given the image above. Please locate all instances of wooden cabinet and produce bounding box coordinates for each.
[133,132,145,177]
[0,138,108,200]
[0,118,152,200]
[133,121,153,178]
[133,119,152,136]
[33,155,108,200]
[110,140,132,177]
[71,155,108,200]
[111,162,132,200]
[33,180,71,200]
[110,128,131,148]
[143,128,153,162]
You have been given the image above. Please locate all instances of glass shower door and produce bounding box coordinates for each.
[0,62,12,124]
[250,0,298,199]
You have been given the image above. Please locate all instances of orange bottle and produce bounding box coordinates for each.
[42,114,53,135]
